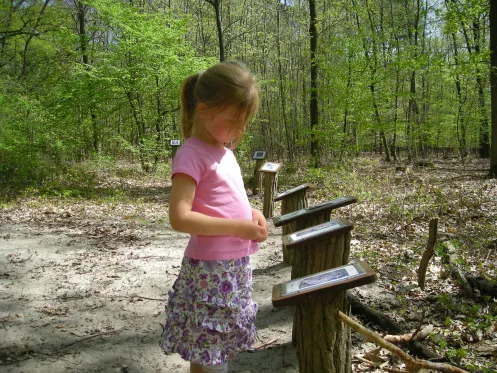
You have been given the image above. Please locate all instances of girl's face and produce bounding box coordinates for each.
[199,105,246,148]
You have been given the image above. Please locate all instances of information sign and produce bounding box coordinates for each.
[259,162,282,173]
[272,261,376,307]
[252,151,267,160]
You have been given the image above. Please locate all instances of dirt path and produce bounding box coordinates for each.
[0,219,305,373]
[2,157,496,372]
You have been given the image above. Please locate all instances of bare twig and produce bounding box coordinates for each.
[355,355,409,373]
[418,218,438,290]
[61,331,115,349]
[255,338,279,350]
[130,295,167,301]
[338,311,469,373]
[409,309,425,342]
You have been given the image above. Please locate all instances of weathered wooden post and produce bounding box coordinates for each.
[260,162,282,218]
[272,258,376,373]
[273,196,357,274]
[170,139,181,159]
[252,150,266,195]
[274,184,310,264]
[276,219,364,373]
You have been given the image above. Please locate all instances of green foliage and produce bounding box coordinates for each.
[0,0,493,191]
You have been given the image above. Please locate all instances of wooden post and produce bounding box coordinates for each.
[252,151,266,195]
[273,196,357,273]
[260,162,282,218]
[170,139,181,159]
[284,219,355,373]
[274,184,310,264]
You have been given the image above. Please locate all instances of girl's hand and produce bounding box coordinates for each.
[251,209,268,243]
[236,219,268,242]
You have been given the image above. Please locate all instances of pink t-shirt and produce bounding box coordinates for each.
[171,137,259,260]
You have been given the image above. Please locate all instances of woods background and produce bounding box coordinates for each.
[1,0,496,185]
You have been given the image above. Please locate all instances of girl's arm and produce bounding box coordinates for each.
[169,173,266,241]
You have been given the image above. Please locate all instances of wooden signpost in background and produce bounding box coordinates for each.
[274,184,309,263]
[273,196,357,267]
[252,150,266,195]
[260,161,282,218]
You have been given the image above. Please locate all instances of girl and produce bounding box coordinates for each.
[160,61,268,373]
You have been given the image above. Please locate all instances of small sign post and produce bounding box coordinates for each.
[252,151,266,195]
[259,162,282,218]
[274,184,309,264]
[279,218,359,373]
[273,196,357,267]
[170,139,181,159]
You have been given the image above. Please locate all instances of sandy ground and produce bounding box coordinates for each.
[0,218,312,373]
[3,157,495,372]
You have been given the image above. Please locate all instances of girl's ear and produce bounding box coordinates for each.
[197,103,209,113]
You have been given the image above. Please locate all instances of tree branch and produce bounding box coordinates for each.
[338,311,469,373]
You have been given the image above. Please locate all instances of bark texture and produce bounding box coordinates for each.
[262,172,278,218]
[281,191,308,264]
[291,232,352,373]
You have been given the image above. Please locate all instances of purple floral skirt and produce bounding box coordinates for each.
[160,256,258,365]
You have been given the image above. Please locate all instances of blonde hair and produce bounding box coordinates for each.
[179,61,260,144]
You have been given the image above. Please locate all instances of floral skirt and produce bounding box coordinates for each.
[160,256,258,365]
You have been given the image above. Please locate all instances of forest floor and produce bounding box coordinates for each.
[0,155,496,373]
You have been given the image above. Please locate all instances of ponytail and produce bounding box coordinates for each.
[179,73,201,139]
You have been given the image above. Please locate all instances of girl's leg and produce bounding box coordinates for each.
[202,363,228,373]
[190,363,205,373]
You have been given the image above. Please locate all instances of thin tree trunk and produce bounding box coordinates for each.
[490,0,497,176]
[206,0,225,62]
[474,20,490,158]
[77,0,98,154]
[277,5,293,163]
[309,0,319,166]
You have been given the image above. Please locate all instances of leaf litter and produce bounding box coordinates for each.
[0,156,496,372]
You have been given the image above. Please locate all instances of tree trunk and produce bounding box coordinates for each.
[450,30,468,162]
[206,0,225,62]
[77,0,98,154]
[490,0,497,176]
[309,0,319,166]
[277,6,293,163]
[473,20,490,158]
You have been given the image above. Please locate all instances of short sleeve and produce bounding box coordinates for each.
[171,144,204,184]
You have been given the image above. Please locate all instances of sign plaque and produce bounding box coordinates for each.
[259,162,282,173]
[170,139,181,146]
[252,151,267,160]
[272,261,376,307]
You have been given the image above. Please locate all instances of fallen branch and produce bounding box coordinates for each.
[467,276,497,298]
[338,311,469,373]
[384,325,434,344]
[348,293,440,360]
[442,242,473,296]
[418,218,438,290]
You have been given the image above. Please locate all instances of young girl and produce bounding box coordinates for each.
[160,61,268,373]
